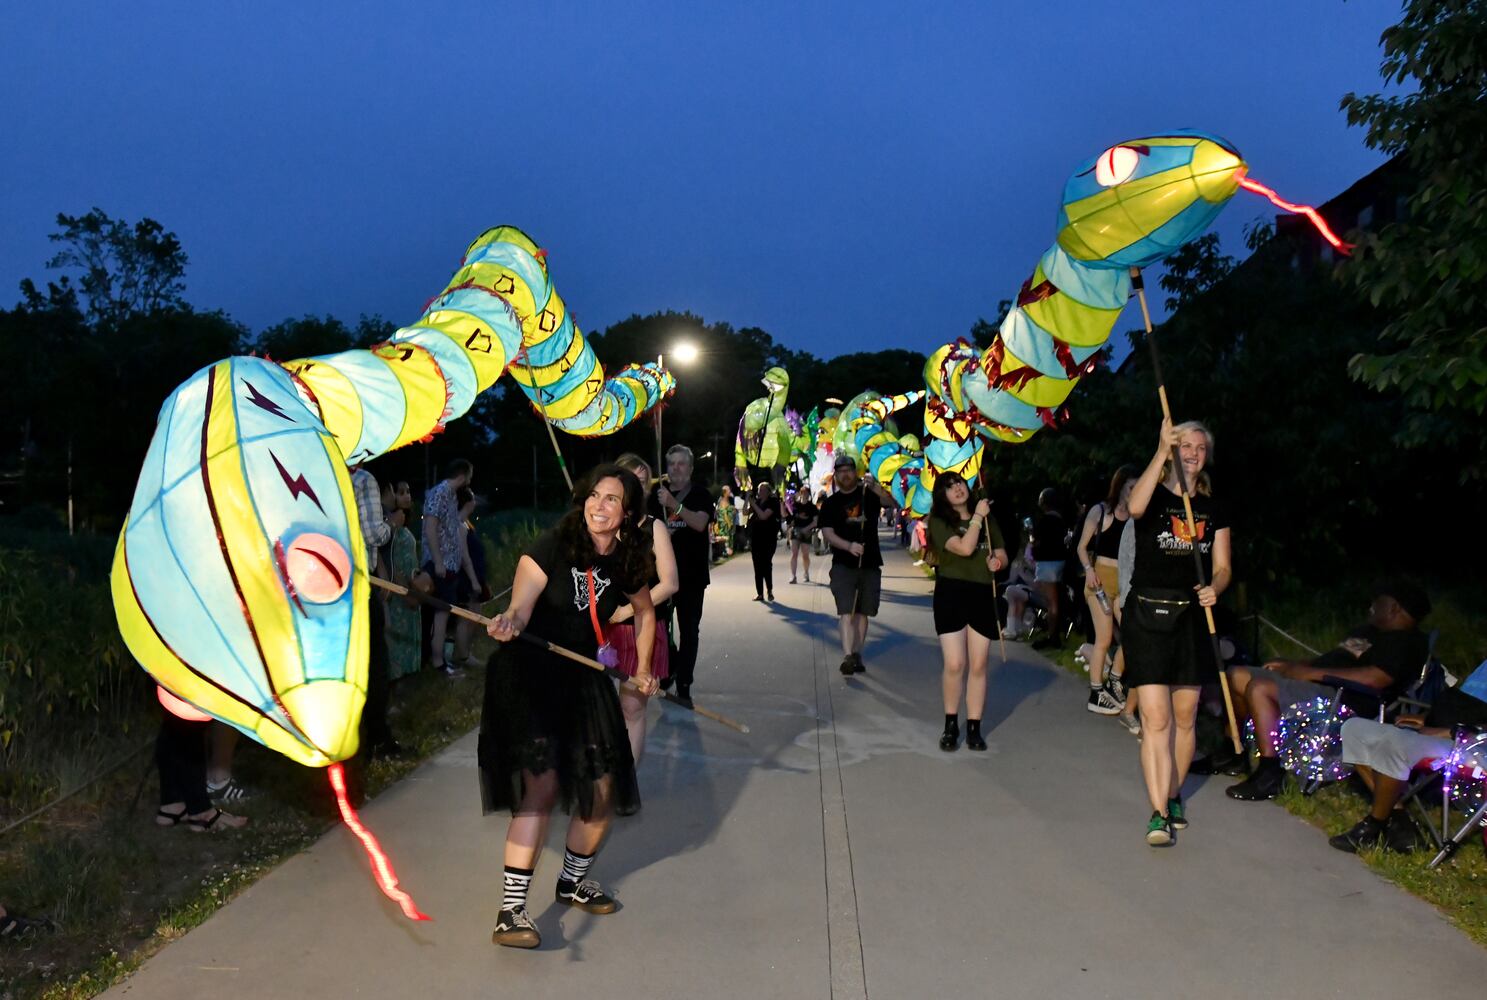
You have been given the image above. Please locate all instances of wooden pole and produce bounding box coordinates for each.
[521,349,573,493]
[369,576,749,734]
[1130,266,1242,754]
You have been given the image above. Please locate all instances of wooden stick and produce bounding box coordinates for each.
[990,575,1008,664]
[369,576,750,734]
[1131,267,1243,754]
[520,348,574,492]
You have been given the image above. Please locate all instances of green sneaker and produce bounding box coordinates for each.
[1167,797,1187,830]
[1145,811,1174,847]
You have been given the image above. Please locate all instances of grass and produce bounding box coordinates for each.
[0,655,489,1000]
[1034,589,1487,950]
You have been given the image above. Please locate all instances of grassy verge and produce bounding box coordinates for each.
[0,662,488,1000]
[1033,590,1487,949]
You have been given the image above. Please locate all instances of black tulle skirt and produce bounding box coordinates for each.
[478,643,641,821]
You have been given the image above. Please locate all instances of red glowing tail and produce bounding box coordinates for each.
[328,763,432,921]
[1235,170,1354,255]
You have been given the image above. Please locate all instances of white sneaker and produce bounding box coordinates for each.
[1116,712,1142,737]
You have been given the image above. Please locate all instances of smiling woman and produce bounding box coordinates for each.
[477,463,658,949]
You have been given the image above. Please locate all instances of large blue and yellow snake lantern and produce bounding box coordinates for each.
[867,131,1349,516]
[113,226,673,770]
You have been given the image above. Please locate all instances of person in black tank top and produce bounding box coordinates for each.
[1074,465,1137,716]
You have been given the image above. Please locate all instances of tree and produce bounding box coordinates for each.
[28,209,189,328]
[1340,1,1487,450]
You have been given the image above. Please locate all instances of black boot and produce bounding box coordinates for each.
[965,720,986,752]
[939,717,959,752]
[1226,756,1285,800]
[1328,814,1386,853]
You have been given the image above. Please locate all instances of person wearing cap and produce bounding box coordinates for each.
[818,453,899,675]
[1222,580,1432,801]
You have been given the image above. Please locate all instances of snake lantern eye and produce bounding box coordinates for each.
[1094,146,1141,187]
[284,532,352,603]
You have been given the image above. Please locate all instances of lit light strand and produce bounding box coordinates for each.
[327,763,432,921]
[1235,171,1354,255]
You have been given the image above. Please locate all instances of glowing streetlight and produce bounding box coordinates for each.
[656,341,701,474]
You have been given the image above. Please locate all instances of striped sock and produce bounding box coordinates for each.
[502,865,534,910]
[558,848,594,886]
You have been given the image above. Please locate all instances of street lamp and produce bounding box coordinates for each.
[656,339,700,474]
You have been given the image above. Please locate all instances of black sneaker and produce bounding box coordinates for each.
[1145,811,1174,846]
[492,906,540,948]
[1190,748,1248,776]
[1226,759,1286,801]
[555,878,618,914]
[1384,813,1426,853]
[673,686,694,709]
[1104,674,1128,705]
[839,655,856,676]
[851,653,865,674]
[1328,816,1386,854]
[1087,687,1122,715]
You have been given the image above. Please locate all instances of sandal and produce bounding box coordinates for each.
[186,808,247,833]
[156,805,188,827]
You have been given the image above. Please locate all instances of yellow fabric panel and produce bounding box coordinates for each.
[372,343,449,451]
[453,260,543,320]
[1005,371,1079,408]
[203,366,306,715]
[417,310,511,388]
[1189,141,1243,203]
[283,359,364,460]
[1022,289,1124,348]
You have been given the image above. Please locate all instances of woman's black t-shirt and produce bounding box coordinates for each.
[522,529,643,659]
[749,497,783,544]
[791,501,818,533]
[1129,487,1229,591]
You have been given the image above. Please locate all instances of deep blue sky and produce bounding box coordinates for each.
[2,1,1400,359]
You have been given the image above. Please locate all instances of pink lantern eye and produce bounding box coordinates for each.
[284,533,351,603]
[1094,146,1140,187]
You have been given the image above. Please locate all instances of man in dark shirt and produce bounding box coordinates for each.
[648,444,714,707]
[819,453,899,676]
[1030,487,1068,650]
[1225,581,1432,800]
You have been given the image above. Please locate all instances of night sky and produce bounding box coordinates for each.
[2,0,1401,358]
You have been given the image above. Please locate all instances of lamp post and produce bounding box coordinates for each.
[657,340,700,474]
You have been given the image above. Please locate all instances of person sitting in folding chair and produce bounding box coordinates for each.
[1330,682,1487,853]
[1224,581,1432,801]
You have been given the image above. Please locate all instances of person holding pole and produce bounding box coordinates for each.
[1122,418,1231,846]
[650,444,713,708]
[927,473,1008,752]
[819,453,898,676]
[480,464,657,949]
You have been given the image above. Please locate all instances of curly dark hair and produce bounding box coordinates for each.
[554,464,654,588]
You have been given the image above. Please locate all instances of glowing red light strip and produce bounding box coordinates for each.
[327,763,432,921]
[1235,171,1353,255]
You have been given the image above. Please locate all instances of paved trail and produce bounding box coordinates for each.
[106,537,1487,999]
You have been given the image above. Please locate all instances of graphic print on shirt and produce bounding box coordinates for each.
[1158,513,1212,554]
[571,568,612,611]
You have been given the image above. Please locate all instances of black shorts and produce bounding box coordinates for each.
[829,564,882,616]
[423,563,461,604]
[1119,587,1216,688]
[933,576,999,638]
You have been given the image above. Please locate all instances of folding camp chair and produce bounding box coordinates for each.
[1384,724,1487,868]
[1299,630,1444,795]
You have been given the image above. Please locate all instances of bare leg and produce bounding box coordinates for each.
[1035,581,1060,638]
[207,723,239,788]
[852,613,869,655]
[618,686,649,765]
[1169,686,1201,798]
[1083,587,1113,684]
[801,544,810,579]
[565,777,615,856]
[965,628,992,721]
[790,542,800,580]
[1240,673,1282,756]
[940,630,967,714]
[1136,685,1174,814]
[504,770,561,870]
[838,615,855,658]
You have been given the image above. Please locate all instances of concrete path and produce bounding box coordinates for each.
[106,536,1487,999]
